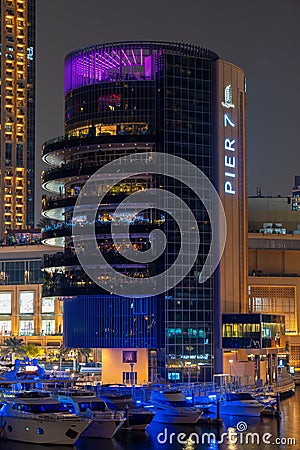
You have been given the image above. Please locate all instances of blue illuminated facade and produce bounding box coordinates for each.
[42,41,247,382]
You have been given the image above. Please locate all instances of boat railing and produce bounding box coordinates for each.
[88,410,115,420]
[8,410,83,421]
[114,411,125,420]
[35,413,83,421]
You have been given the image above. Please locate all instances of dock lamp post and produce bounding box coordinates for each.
[53,365,58,378]
[229,359,233,391]
[186,362,191,387]
[130,363,135,386]
[197,363,201,383]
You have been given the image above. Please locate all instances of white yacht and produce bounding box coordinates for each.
[0,391,90,445]
[145,389,202,424]
[99,394,155,431]
[56,390,125,438]
[209,392,266,417]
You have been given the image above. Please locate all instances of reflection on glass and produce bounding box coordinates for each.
[0,292,12,314]
[20,291,34,314]
[42,297,55,313]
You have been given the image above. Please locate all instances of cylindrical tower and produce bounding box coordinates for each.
[41,41,247,383]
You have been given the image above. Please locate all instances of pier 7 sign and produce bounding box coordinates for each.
[222,84,237,195]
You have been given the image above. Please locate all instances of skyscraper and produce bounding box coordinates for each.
[42,41,247,383]
[0,0,35,239]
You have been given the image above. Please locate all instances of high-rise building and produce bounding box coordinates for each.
[41,41,247,383]
[248,195,300,373]
[0,0,35,239]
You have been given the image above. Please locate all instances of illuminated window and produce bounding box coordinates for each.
[249,286,296,333]
[0,320,12,336]
[0,293,12,314]
[42,298,55,313]
[41,320,55,335]
[20,291,34,314]
[19,320,34,336]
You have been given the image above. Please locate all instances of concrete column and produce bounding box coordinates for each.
[255,354,260,381]
[267,354,272,383]
[273,354,278,382]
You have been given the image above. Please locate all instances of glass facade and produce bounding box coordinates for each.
[42,41,245,382]
[0,258,41,284]
[222,313,285,349]
[155,51,215,382]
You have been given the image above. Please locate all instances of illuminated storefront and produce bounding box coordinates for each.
[0,243,63,351]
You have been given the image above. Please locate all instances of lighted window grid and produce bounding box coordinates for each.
[290,346,300,368]
[248,285,296,333]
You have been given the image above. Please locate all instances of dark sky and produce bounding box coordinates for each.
[36,0,300,221]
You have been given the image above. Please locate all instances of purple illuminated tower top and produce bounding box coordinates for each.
[64,41,218,93]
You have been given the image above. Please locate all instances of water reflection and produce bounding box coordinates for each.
[0,442,76,450]
[0,389,300,449]
[76,437,124,450]
[182,437,196,450]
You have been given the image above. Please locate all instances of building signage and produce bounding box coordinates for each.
[222,85,237,195]
[27,46,34,61]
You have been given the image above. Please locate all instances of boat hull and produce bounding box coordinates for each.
[209,402,264,417]
[82,418,125,438]
[125,411,155,430]
[152,408,201,424]
[0,416,88,445]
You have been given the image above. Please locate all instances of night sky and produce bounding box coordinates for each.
[36,0,299,221]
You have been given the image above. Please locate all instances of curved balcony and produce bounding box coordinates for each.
[42,221,164,242]
[42,195,76,212]
[42,161,101,186]
[43,243,151,270]
[42,192,145,220]
[42,282,108,298]
[42,268,151,298]
[42,134,154,165]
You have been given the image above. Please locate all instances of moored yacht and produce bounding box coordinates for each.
[209,392,266,417]
[0,391,90,445]
[145,389,202,424]
[99,394,155,431]
[56,389,125,438]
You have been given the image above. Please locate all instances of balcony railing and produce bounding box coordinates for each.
[42,221,163,240]
[42,269,151,297]
[42,192,130,212]
[42,134,154,157]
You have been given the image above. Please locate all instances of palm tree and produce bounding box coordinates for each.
[1,337,26,364]
[23,344,45,359]
[36,216,52,229]
[58,347,92,371]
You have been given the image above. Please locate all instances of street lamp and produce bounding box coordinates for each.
[186,346,193,385]
[71,350,76,372]
[229,359,233,391]
[186,362,191,387]
[53,365,58,377]
[130,363,135,386]
[197,363,201,383]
